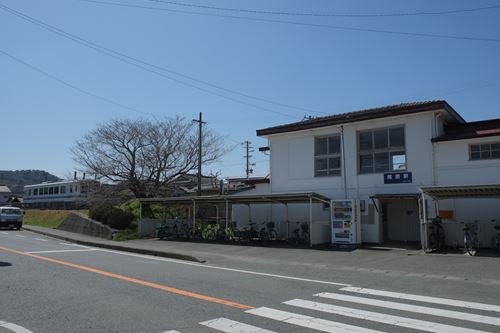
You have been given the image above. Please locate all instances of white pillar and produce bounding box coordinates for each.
[309,197,313,248]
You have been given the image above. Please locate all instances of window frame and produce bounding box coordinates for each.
[357,125,407,174]
[469,141,500,161]
[314,134,342,177]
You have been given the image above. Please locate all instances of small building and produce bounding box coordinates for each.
[251,100,500,247]
[0,185,12,204]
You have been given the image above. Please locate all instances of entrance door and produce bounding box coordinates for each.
[383,199,420,243]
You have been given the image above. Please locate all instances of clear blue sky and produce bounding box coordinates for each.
[1,0,500,179]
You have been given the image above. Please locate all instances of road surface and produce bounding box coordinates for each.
[1,229,499,333]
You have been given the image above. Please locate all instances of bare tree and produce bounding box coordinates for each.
[71,117,226,197]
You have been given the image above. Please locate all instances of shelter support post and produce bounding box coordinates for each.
[285,203,289,239]
[215,205,220,224]
[225,199,229,229]
[193,200,196,236]
[421,192,428,251]
[139,202,142,236]
[309,196,313,248]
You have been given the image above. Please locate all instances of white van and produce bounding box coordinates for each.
[0,206,23,230]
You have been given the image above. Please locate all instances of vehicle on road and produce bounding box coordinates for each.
[0,206,23,230]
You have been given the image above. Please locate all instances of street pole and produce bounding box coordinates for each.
[193,112,206,196]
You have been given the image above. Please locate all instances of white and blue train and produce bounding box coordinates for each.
[23,180,97,209]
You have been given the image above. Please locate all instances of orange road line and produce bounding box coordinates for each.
[0,245,254,310]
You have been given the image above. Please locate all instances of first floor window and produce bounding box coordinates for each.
[315,135,341,177]
[470,142,500,160]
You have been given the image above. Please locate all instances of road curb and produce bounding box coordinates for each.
[22,226,206,263]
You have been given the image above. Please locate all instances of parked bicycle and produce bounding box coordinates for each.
[493,221,500,254]
[289,222,310,246]
[259,221,278,242]
[427,216,445,252]
[463,221,479,256]
[156,221,171,240]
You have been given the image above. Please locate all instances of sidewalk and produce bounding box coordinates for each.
[22,225,500,287]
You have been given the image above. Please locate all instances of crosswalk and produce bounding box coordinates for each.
[165,286,500,333]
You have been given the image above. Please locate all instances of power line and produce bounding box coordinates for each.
[0,4,305,120]
[78,0,500,43]
[0,48,155,117]
[0,4,325,118]
[140,0,500,18]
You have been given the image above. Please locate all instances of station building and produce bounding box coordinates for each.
[236,100,500,248]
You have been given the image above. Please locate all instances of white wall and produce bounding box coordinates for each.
[266,111,439,243]
[434,137,500,185]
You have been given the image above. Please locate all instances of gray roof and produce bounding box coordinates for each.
[0,185,12,193]
[257,100,465,136]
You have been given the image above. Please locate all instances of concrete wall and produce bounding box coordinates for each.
[58,213,116,239]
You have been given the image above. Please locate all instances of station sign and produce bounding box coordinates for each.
[384,172,412,184]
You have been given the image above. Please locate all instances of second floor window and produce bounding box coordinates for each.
[470,142,500,160]
[315,135,341,177]
[358,126,406,174]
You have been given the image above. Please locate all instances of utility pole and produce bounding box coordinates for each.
[192,112,206,196]
[243,140,255,179]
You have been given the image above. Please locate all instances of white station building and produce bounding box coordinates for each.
[234,100,500,248]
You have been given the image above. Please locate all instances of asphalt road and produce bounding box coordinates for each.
[1,229,500,333]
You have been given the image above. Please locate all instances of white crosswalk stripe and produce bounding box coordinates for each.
[183,286,500,332]
[340,286,500,313]
[246,307,387,333]
[200,317,277,333]
[315,292,500,326]
[284,299,492,333]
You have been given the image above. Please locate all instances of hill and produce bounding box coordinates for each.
[0,170,61,195]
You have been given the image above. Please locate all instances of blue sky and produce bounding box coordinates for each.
[1,0,500,179]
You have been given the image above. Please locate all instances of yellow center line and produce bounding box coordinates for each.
[0,245,254,310]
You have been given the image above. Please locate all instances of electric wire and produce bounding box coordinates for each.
[0,4,303,119]
[79,0,500,43]
[140,0,500,18]
[0,48,155,117]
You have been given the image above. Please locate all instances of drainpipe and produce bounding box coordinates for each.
[341,125,347,199]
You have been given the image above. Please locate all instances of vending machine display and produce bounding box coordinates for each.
[331,199,361,245]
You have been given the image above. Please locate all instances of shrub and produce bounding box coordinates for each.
[106,208,134,230]
[89,203,114,224]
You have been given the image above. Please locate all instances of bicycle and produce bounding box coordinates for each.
[289,222,310,246]
[427,216,445,252]
[264,221,278,241]
[156,221,171,240]
[494,223,500,254]
[463,221,479,256]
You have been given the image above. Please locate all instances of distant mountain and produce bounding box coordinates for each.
[0,170,61,195]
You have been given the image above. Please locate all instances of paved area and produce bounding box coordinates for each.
[23,225,500,287]
[1,228,500,333]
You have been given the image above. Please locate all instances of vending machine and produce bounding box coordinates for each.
[330,199,361,245]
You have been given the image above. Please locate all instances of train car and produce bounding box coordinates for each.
[23,180,98,209]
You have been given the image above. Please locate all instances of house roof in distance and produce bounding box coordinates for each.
[432,118,500,142]
[256,100,464,136]
[0,185,12,193]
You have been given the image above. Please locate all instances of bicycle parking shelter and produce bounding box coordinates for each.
[419,184,500,251]
[138,192,332,247]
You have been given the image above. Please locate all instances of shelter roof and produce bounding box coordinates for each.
[420,184,500,200]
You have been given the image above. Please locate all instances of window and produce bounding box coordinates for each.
[49,187,54,195]
[60,186,66,194]
[43,187,48,195]
[315,135,341,177]
[358,126,406,174]
[54,187,59,194]
[34,188,38,196]
[470,142,500,160]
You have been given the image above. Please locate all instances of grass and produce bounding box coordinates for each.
[23,210,87,229]
[113,227,139,241]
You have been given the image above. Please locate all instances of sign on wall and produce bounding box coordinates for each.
[384,172,412,184]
